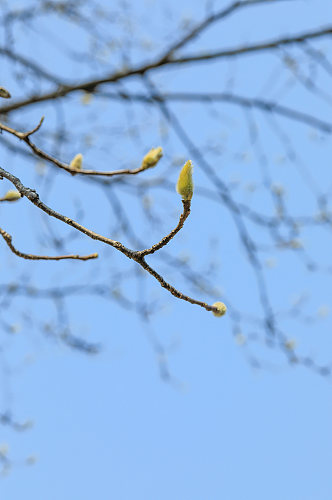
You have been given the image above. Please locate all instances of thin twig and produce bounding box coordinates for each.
[0,119,161,177]
[137,199,191,257]
[137,257,217,312]
[0,47,62,84]
[96,90,332,134]
[161,0,289,59]
[0,227,98,261]
[169,26,332,64]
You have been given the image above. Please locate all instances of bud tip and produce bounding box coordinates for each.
[212,301,227,317]
[176,160,194,200]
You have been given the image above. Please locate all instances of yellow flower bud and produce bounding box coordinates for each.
[176,160,193,200]
[80,92,92,105]
[2,190,21,201]
[70,153,83,170]
[212,301,227,317]
[141,147,163,170]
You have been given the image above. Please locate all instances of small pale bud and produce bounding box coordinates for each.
[2,190,21,201]
[176,160,193,200]
[0,443,9,456]
[80,92,92,105]
[212,301,227,317]
[141,147,163,170]
[25,455,38,465]
[0,87,11,98]
[70,153,83,170]
[285,339,296,350]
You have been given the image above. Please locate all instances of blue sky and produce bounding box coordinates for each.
[0,1,332,499]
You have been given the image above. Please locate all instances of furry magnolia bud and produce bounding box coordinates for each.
[70,153,83,170]
[176,160,193,200]
[141,147,163,170]
[2,190,21,201]
[212,301,227,317]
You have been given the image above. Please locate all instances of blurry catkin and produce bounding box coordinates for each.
[141,147,163,170]
[2,190,21,202]
[70,153,83,170]
[176,160,193,200]
[212,301,227,317]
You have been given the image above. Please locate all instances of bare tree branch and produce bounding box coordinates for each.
[0,26,331,115]
[0,165,222,314]
[0,119,163,177]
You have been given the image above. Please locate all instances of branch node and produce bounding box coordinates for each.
[23,116,45,138]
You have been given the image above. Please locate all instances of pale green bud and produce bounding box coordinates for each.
[176,160,193,200]
[2,190,21,201]
[70,153,83,170]
[212,301,227,317]
[141,147,163,170]
[0,443,9,456]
